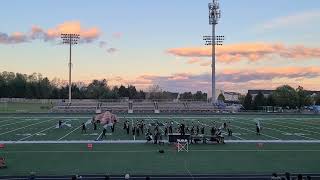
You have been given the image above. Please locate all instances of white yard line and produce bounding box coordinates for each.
[0,119,34,128]
[226,120,280,140]
[0,119,16,124]
[18,119,72,141]
[234,119,317,140]
[262,121,320,136]
[0,119,52,136]
[276,119,320,131]
[57,124,82,141]
[18,124,56,141]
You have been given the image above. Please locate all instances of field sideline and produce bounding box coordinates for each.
[0,114,319,176]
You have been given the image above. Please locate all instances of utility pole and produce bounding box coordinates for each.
[61,33,80,104]
[203,0,224,104]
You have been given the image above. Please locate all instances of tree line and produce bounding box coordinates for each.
[240,85,320,110]
[0,71,207,101]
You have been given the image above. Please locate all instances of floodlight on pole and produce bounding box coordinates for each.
[204,0,222,104]
[61,33,80,104]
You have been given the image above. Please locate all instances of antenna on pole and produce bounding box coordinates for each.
[61,33,80,104]
[203,0,224,104]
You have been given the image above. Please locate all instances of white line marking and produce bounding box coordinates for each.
[57,124,82,141]
[263,121,320,136]
[0,119,52,136]
[0,119,35,128]
[18,119,71,141]
[234,119,318,140]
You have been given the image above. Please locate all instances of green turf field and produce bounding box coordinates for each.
[0,114,320,175]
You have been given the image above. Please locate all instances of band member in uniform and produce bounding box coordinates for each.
[81,123,86,133]
[201,126,205,135]
[126,123,130,135]
[196,125,200,135]
[169,123,173,134]
[101,128,107,139]
[256,123,261,135]
[93,122,97,130]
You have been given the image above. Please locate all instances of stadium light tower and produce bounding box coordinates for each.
[61,33,80,104]
[203,0,224,104]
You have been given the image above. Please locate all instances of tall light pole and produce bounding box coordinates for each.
[61,33,80,104]
[203,0,223,104]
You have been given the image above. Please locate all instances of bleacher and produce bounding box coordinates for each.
[50,100,218,113]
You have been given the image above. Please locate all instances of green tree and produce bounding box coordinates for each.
[217,93,225,102]
[243,93,253,110]
[266,94,276,106]
[273,85,299,108]
[252,92,266,110]
[296,86,312,107]
[314,94,320,105]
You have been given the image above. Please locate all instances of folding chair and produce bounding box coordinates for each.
[177,139,188,152]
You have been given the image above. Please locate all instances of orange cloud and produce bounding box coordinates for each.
[167,43,320,63]
[33,21,101,42]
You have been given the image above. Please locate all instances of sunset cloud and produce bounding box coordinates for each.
[1,21,101,44]
[31,21,101,42]
[167,43,320,63]
[127,67,320,93]
[0,32,28,44]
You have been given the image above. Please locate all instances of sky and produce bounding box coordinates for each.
[1,0,320,95]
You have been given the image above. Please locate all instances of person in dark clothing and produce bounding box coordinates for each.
[154,130,159,144]
[180,123,185,135]
[227,128,233,136]
[81,123,86,133]
[164,126,168,136]
[191,126,195,135]
[201,127,205,135]
[169,124,173,134]
[196,126,200,135]
[132,125,136,136]
[136,127,140,136]
[93,122,97,130]
[140,120,144,134]
[101,128,107,139]
[256,123,261,135]
[58,120,62,128]
[211,127,216,136]
[297,174,303,180]
[111,124,115,133]
[123,121,127,130]
[126,123,130,135]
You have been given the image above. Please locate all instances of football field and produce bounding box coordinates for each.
[0,114,320,176]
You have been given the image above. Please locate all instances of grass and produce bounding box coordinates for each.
[0,102,52,113]
[0,114,319,175]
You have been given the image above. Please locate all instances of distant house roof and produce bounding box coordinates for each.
[248,90,274,95]
[224,91,241,96]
